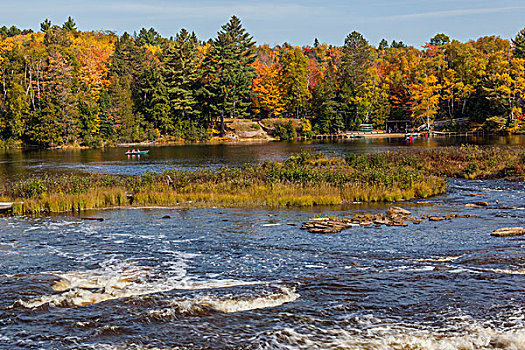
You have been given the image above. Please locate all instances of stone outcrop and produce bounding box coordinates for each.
[491,227,525,237]
[387,207,411,216]
[301,207,477,234]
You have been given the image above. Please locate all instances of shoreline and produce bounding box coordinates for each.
[2,131,510,151]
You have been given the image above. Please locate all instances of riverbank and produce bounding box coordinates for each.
[1,146,523,215]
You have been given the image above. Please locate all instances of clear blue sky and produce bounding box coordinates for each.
[2,0,525,47]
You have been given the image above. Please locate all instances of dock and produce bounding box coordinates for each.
[295,130,485,141]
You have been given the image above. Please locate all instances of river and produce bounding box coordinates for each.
[0,136,525,349]
[0,134,524,179]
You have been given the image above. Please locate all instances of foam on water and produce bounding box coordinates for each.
[17,258,260,308]
[255,323,525,350]
[407,254,465,263]
[148,287,299,317]
[170,287,299,314]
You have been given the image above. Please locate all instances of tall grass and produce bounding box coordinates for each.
[3,146,523,214]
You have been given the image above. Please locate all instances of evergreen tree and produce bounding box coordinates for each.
[136,28,161,46]
[164,29,202,129]
[62,16,77,31]
[390,40,407,48]
[26,96,63,146]
[513,28,525,58]
[136,62,170,133]
[108,33,145,140]
[98,90,116,139]
[341,31,375,90]
[44,27,72,47]
[40,19,52,33]
[429,33,450,46]
[7,26,21,37]
[340,31,375,128]
[2,81,28,139]
[310,62,346,133]
[203,16,256,134]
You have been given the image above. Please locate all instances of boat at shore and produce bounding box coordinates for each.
[125,150,149,155]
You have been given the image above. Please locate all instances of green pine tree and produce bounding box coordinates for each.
[513,28,525,58]
[203,16,256,134]
[62,16,77,31]
[164,29,202,128]
[40,19,52,33]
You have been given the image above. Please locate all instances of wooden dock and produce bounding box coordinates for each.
[296,131,387,141]
[296,130,485,141]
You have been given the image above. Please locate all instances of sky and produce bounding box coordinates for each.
[1,0,525,47]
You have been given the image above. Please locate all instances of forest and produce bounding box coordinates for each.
[1,16,525,147]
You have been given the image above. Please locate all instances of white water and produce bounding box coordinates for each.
[18,258,263,308]
[256,322,525,350]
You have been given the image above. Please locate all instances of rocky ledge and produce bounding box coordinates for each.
[301,207,475,234]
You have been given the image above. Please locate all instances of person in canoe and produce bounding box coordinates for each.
[126,149,149,155]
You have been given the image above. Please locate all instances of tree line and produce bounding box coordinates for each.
[1,16,525,147]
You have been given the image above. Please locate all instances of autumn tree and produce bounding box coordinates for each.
[279,47,310,118]
[252,46,284,117]
[409,75,442,130]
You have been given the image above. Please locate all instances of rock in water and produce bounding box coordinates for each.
[491,227,525,237]
[475,201,490,207]
[429,216,444,221]
[387,207,411,216]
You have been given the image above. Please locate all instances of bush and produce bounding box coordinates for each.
[12,177,48,198]
[483,116,506,132]
[273,120,297,140]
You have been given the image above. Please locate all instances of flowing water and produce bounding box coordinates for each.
[1,136,525,349]
[1,178,525,349]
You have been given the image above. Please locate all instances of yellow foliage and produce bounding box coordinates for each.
[72,31,115,100]
[252,58,285,116]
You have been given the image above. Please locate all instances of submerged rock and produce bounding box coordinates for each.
[301,218,357,234]
[491,227,525,237]
[387,207,411,217]
[302,206,478,234]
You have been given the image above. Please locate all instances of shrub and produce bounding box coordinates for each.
[273,120,297,140]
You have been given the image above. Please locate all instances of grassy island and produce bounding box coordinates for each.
[1,145,523,215]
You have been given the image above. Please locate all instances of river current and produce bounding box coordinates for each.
[1,137,525,349]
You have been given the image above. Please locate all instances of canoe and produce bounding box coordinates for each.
[125,150,149,155]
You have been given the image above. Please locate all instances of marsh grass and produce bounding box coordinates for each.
[4,146,523,214]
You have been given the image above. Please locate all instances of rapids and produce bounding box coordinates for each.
[0,178,524,349]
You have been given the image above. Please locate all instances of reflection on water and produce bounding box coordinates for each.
[1,135,524,180]
[0,179,525,349]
